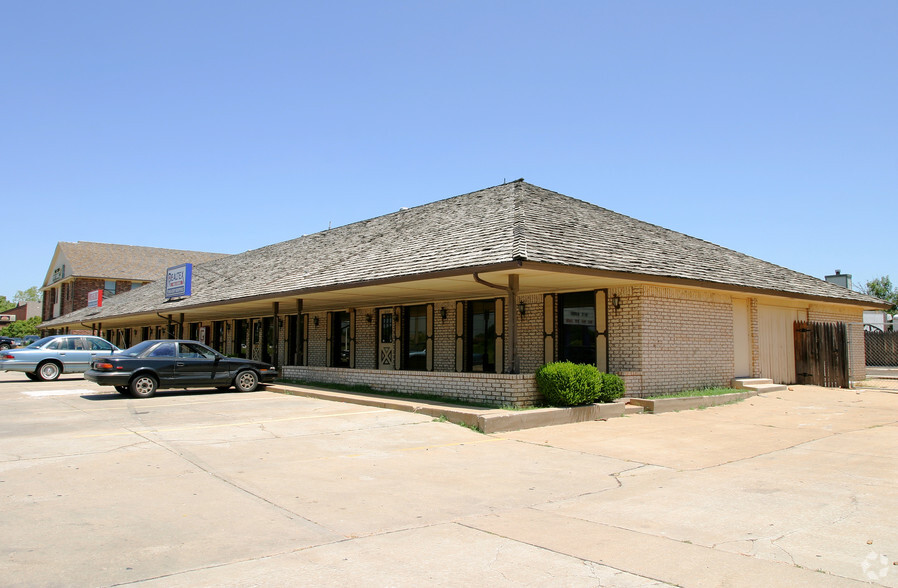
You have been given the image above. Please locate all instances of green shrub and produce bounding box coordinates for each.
[536,362,604,406]
[599,372,626,402]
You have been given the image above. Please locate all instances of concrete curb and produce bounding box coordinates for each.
[628,391,758,414]
[266,383,627,433]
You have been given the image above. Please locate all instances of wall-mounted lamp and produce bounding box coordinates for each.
[313,316,320,327]
[278,318,284,328]
[366,313,373,323]
[226,322,231,332]
[440,307,448,321]
[611,294,621,310]
[518,301,526,316]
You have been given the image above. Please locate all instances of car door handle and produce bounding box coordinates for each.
[176,362,185,367]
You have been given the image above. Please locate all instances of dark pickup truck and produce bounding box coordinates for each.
[0,337,16,350]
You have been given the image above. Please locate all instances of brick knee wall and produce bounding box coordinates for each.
[280,366,541,407]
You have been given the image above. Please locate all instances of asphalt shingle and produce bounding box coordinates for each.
[42,181,884,327]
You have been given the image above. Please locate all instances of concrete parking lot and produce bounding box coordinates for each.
[1,372,896,587]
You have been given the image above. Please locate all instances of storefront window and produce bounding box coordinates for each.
[559,291,597,365]
[332,312,351,367]
[404,305,427,370]
[467,300,496,372]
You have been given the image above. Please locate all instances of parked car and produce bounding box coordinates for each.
[84,339,278,398]
[0,335,121,381]
[0,336,16,350]
[22,335,40,346]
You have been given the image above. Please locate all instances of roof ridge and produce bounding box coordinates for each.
[511,182,528,261]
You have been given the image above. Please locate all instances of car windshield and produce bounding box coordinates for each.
[28,337,58,348]
[119,340,159,357]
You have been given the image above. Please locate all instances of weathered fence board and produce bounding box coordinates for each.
[794,321,849,388]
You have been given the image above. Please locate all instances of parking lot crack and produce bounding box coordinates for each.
[131,430,335,535]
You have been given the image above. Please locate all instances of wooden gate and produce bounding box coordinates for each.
[794,321,849,388]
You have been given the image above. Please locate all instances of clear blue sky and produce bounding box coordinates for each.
[3,1,895,301]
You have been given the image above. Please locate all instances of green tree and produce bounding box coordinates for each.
[864,276,898,314]
[14,286,41,303]
[1,316,41,337]
[0,296,14,313]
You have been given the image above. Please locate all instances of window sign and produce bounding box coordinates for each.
[563,307,595,326]
[87,289,103,308]
[165,263,192,299]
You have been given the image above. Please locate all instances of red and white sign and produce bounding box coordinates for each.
[87,289,103,308]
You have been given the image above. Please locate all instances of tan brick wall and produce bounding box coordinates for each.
[434,302,456,372]
[808,303,866,381]
[354,307,377,370]
[517,293,545,373]
[307,313,327,366]
[608,285,734,397]
[281,365,540,407]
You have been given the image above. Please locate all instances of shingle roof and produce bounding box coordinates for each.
[51,242,229,283]
[42,181,885,326]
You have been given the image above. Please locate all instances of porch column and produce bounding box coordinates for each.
[295,298,303,365]
[272,301,280,367]
[508,274,520,373]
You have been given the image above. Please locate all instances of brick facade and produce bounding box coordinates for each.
[608,285,734,397]
[281,365,540,408]
[101,284,872,406]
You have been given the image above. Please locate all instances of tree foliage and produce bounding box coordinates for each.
[0,296,14,313]
[1,316,41,337]
[14,286,41,303]
[864,276,898,314]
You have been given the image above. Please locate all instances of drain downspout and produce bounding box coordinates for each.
[473,272,520,374]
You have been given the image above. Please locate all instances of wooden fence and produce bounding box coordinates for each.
[794,321,849,388]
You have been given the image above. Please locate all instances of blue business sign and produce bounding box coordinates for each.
[165,263,192,299]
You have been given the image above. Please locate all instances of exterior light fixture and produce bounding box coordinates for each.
[611,294,621,310]
[518,301,526,316]
[313,316,320,327]
[440,307,448,321]
[366,314,373,323]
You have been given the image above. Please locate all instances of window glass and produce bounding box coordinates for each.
[559,291,598,365]
[105,280,116,295]
[179,342,215,359]
[404,306,427,370]
[87,338,114,351]
[44,339,61,350]
[468,300,496,373]
[148,342,176,357]
[332,312,351,367]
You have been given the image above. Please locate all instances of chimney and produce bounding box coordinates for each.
[824,269,852,290]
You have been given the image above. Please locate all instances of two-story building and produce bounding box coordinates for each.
[41,242,227,341]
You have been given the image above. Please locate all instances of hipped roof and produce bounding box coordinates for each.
[42,180,887,326]
[43,242,228,286]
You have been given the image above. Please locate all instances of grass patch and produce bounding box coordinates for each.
[646,387,744,400]
[276,378,513,409]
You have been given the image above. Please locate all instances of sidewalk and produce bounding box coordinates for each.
[266,382,627,433]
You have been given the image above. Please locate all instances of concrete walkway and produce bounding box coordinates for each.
[1,374,895,586]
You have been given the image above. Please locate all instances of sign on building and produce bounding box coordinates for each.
[87,289,103,308]
[165,263,192,299]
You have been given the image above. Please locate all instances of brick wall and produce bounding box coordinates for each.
[517,293,545,373]
[355,307,377,369]
[434,302,456,371]
[808,303,866,382]
[281,365,540,407]
[608,285,734,397]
